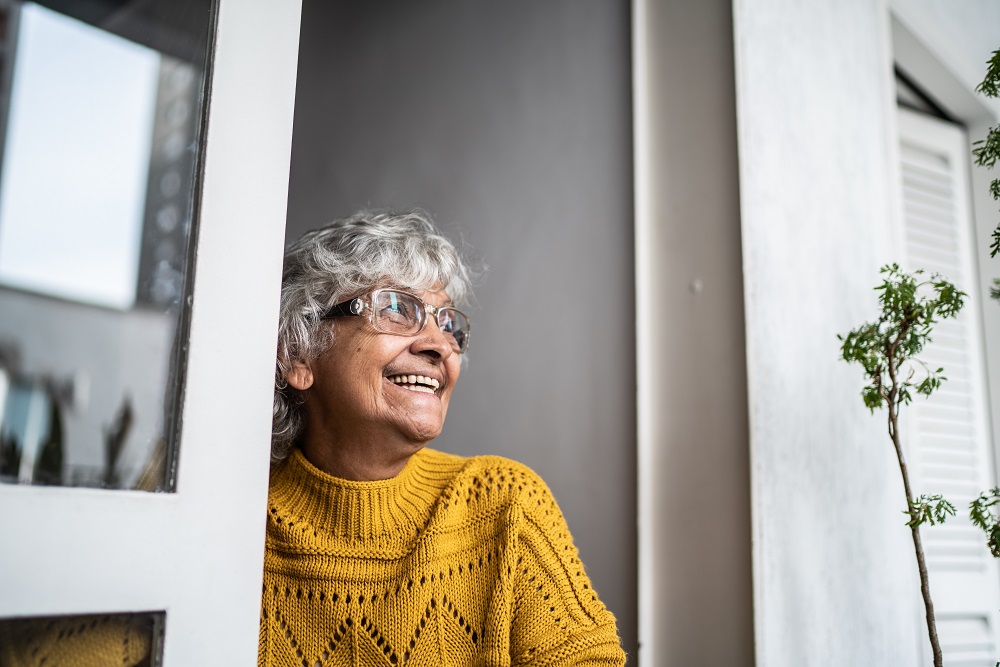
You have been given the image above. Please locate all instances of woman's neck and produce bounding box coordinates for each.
[300,435,424,481]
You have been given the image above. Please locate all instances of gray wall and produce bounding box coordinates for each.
[285,0,636,659]
[634,0,754,663]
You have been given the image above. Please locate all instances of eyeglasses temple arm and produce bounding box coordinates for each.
[321,298,363,319]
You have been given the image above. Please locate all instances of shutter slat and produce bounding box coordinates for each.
[900,109,999,658]
[938,617,996,667]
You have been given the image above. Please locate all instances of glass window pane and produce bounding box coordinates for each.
[0,611,164,666]
[0,0,212,491]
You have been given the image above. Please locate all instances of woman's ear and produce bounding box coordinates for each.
[285,361,314,391]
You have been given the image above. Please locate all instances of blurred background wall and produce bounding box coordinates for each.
[283,0,637,658]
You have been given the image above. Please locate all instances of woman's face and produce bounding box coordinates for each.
[296,286,462,449]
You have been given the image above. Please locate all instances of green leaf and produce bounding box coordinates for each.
[977,49,1000,99]
[972,126,1000,169]
[839,265,963,412]
[906,494,955,527]
[974,51,1000,267]
[970,488,1000,558]
[862,385,884,412]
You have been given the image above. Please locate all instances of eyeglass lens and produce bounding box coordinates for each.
[372,291,470,352]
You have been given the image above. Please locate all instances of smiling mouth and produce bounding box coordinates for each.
[387,374,441,394]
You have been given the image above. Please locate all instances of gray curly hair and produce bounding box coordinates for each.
[271,209,474,462]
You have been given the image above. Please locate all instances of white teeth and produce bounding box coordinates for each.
[388,374,441,391]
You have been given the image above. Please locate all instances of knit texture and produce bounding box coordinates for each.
[260,447,625,667]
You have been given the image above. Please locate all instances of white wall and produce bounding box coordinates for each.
[892,0,1000,95]
[733,0,924,664]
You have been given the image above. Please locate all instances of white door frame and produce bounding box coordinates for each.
[0,0,301,663]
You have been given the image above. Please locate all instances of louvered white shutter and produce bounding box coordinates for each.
[899,108,1000,667]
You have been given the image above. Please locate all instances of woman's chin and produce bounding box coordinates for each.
[383,384,449,442]
[390,412,445,445]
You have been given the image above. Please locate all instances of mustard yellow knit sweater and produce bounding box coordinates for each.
[259,447,626,667]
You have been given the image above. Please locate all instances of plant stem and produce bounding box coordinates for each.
[887,345,944,667]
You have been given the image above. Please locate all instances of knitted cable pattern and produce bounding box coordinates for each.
[260,448,625,667]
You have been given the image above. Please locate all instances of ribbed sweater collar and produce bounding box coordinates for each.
[268,447,461,551]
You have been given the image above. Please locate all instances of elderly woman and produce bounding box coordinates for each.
[260,210,625,666]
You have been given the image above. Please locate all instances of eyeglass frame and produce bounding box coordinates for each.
[321,288,472,353]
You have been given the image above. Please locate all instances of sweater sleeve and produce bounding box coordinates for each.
[508,466,626,667]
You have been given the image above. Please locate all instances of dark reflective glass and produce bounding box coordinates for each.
[0,611,164,666]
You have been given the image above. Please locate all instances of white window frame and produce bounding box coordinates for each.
[0,0,301,663]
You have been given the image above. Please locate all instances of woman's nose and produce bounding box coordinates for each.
[411,317,454,360]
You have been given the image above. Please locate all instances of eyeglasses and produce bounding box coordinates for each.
[323,289,471,353]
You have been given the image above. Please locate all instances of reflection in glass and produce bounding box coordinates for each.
[0,611,164,666]
[0,4,160,309]
[0,0,212,491]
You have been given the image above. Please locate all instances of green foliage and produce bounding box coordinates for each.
[839,264,961,568]
[977,49,1000,98]
[971,48,1000,575]
[838,264,966,412]
[973,48,1000,272]
[973,128,1000,171]
[970,487,1000,558]
[839,265,963,667]
[905,494,955,528]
